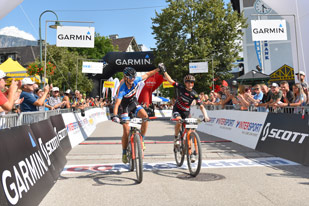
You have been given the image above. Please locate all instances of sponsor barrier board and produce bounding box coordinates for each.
[191,107,267,149]
[256,113,309,165]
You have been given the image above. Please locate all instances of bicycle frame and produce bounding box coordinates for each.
[180,122,199,156]
[129,125,144,160]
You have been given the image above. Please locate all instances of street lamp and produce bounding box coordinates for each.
[39,10,60,83]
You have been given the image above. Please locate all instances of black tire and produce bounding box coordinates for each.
[127,132,134,171]
[133,133,143,183]
[174,126,185,167]
[186,131,202,177]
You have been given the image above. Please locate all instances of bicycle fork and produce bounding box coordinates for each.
[186,130,199,156]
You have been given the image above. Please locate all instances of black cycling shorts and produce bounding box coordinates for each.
[120,101,143,122]
[172,106,190,119]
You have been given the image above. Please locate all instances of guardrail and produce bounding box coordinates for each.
[0,108,76,129]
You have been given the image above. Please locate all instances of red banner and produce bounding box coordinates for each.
[138,73,163,106]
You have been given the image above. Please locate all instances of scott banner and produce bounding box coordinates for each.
[0,125,55,206]
[256,113,309,165]
[50,114,72,156]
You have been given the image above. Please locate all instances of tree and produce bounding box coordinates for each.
[152,0,247,96]
[44,45,93,94]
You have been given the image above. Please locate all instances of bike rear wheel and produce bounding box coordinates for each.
[174,126,185,167]
[186,131,202,177]
[133,133,143,183]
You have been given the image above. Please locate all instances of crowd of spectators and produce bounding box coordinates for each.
[196,71,308,113]
[0,76,111,116]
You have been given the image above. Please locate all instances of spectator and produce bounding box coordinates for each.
[296,71,308,104]
[235,85,250,110]
[48,87,67,109]
[36,89,52,111]
[275,81,294,113]
[219,86,233,108]
[290,83,307,114]
[0,71,21,113]
[62,89,71,108]
[268,83,283,109]
[20,78,50,112]
[256,84,272,111]
[245,84,264,111]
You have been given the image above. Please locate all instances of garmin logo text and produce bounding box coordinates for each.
[115,58,151,66]
[57,34,92,41]
[261,123,308,144]
[253,27,284,35]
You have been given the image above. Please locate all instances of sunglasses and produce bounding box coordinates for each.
[253,88,259,90]
[185,81,195,84]
[125,76,136,80]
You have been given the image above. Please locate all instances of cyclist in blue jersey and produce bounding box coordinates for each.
[158,63,210,155]
[112,66,159,163]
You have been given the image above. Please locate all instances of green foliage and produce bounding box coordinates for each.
[44,45,93,94]
[113,72,124,81]
[152,0,247,97]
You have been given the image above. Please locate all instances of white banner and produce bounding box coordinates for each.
[191,107,268,149]
[56,26,95,48]
[189,62,208,73]
[82,62,103,74]
[251,20,287,41]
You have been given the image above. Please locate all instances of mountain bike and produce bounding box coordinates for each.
[172,118,202,177]
[126,117,144,183]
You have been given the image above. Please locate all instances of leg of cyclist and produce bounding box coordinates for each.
[121,112,130,164]
[136,105,148,150]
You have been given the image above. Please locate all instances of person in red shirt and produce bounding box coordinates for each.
[0,70,21,112]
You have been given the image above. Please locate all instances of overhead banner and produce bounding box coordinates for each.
[82,62,103,74]
[251,20,287,41]
[189,62,208,73]
[56,26,95,48]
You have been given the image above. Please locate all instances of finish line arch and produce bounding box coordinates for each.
[89,51,164,105]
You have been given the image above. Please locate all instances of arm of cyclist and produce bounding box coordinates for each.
[112,98,121,123]
[141,68,160,81]
[158,63,175,85]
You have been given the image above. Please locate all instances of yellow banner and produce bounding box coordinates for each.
[104,81,115,88]
[163,81,173,88]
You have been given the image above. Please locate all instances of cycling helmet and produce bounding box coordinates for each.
[123,67,137,78]
[184,75,195,83]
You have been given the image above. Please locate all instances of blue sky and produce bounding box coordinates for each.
[0,0,230,49]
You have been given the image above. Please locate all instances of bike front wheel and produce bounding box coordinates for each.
[174,128,185,167]
[186,131,202,177]
[133,133,143,183]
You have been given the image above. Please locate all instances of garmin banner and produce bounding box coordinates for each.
[251,20,287,41]
[50,114,72,156]
[30,119,67,180]
[256,113,309,165]
[0,125,56,206]
[56,26,95,48]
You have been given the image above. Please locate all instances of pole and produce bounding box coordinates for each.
[44,21,47,86]
[212,56,214,91]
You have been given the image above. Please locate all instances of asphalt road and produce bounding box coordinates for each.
[40,120,309,206]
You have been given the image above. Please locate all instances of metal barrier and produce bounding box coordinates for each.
[0,114,19,129]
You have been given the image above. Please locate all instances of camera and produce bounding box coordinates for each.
[81,109,85,117]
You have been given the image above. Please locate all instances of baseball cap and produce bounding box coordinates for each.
[22,78,34,85]
[295,71,305,76]
[52,87,59,92]
[0,70,8,79]
[271,83,279,88]
[65,89,71,94]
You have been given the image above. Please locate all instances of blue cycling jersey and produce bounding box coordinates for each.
[117,76,142,108]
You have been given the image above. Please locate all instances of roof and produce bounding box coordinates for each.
[111,37,140,52]
[0,46,39,66]
[237,70,270,81]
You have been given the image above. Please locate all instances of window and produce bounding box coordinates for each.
[7,54,16,61]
